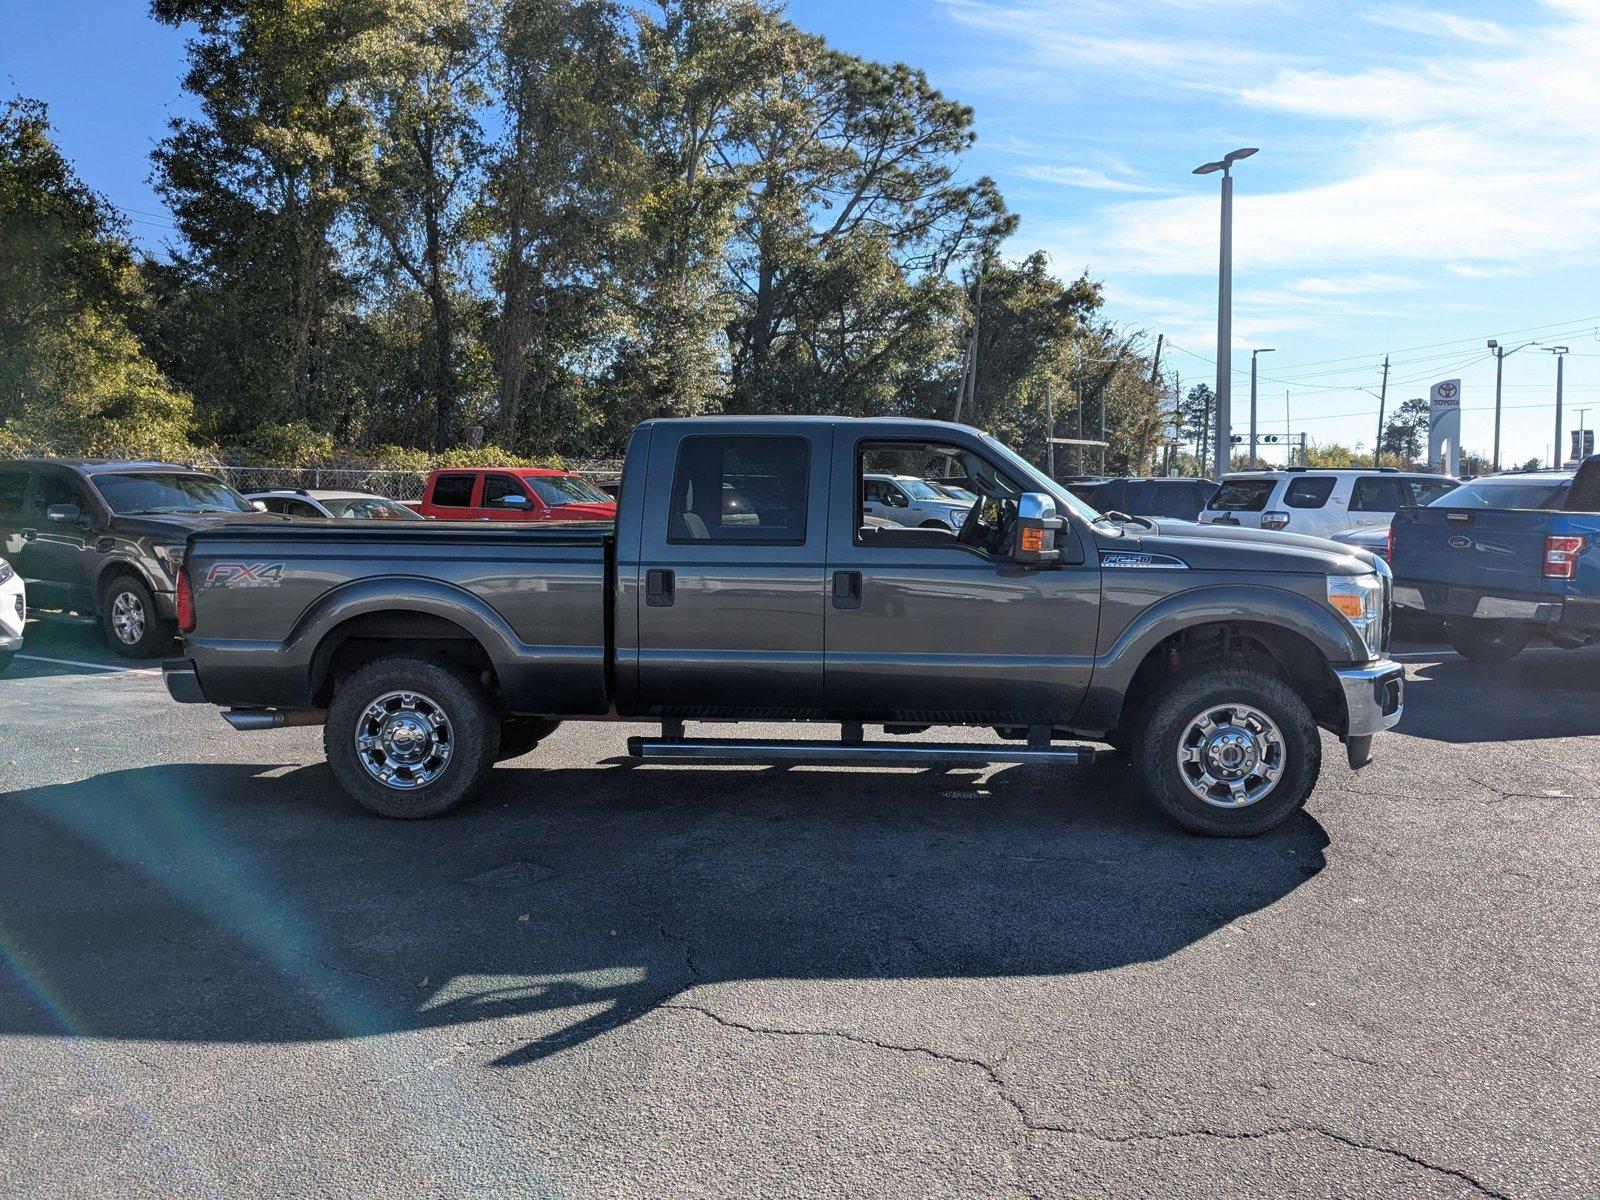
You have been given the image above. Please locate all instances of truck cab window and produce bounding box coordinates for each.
[857,441,1020,556]
[432,474,475,507]
[668,436,809,544]
[482,475,528,508]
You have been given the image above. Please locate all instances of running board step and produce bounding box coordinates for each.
[626,736,1097,767]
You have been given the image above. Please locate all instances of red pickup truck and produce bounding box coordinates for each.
[416,467,617,522]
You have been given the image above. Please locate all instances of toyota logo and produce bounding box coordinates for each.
[1448,535,1472,549]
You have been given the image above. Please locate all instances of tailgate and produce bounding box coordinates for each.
[1390,508,1551,597]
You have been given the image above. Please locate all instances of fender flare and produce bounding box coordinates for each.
[1078,583,1364,730]
[286,575,525,694]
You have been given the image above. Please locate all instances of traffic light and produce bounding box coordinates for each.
[1229,434,1243,444]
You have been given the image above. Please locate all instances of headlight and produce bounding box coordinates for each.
[1327,573,1384,658]
[0,559,12,585]
[946,508,967,528]
[153,544,185,580]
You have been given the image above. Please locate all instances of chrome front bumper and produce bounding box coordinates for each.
[1335,660,1405,739]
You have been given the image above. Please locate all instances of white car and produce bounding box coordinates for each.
[862,474,975,531]
[245,489,423,521]
[0,555,24,673]
[1199,469,1458,540]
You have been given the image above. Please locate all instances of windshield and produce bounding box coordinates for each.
[977,433,1102,522]
[897,479,948,501]
[321,497,421,520]
[930,482,977,502]
[93,472,254,515]
[526,474,612,506]
[1428,478,1569,510]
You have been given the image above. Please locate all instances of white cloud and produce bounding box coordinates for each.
[1014,163,1168,193]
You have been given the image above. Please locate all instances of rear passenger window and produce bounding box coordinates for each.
[481,475,527,508]
[1406,479,1458,507]
[668,437,809,545]
[1349,478,1404,512]
[0,469,28,515]
[1148,483,1199,519]
[431,474,475,507]
[1284,476,1336,508]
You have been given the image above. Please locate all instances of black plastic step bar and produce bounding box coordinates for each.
[626,720,1097,767]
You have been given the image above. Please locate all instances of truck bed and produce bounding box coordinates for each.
[182,520,615,712]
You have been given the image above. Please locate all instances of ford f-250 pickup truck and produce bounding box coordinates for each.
[1391,456,1600,662]
[163,417,1403,836]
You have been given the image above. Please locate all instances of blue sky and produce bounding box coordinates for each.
[7,1,1600,465]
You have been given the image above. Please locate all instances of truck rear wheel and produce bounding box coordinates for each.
[324,656,500,819]
[1445,618,1530,664]
[497,717,561,761]
[1133,667,1321,837]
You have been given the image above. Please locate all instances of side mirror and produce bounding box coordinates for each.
[889,492,908,507]
[250,500,268,512]
[499,493,530,508]
[47,503,84,524]
[1012,493,1063,565]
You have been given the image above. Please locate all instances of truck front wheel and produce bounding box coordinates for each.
[325,656,500,819]
[1133,668,1321,837]
[1445,618,1530,664]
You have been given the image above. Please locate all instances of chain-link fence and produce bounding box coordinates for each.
[211,460,626,502]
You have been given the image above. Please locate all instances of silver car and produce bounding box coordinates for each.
[862,474,974,530]
[245,489,423,520]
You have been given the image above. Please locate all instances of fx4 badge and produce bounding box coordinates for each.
[205,562,285,588]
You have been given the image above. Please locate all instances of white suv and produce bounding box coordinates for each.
[1199,469,1458,540]
[0,555,24,673]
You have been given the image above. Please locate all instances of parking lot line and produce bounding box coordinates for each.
[14,655,157,675]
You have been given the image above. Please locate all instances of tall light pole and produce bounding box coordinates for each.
[1487,337,1540,472]
[1194,147,1258,481]
[1249,347,1274,468]
[1546,346,1569,466]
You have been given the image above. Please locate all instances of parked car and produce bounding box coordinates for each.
[416,467,617,522]
[0,555,24,673]
[1070,477,1218,522]
[0,459,284,658]
[862,473,974,530]
[1201,469,1458,540]
[246,489,423,521]
[164,415,1402,836]
[1390,461,1600,662]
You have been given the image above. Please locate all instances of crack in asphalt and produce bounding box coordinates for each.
[659,1002,1511,1199]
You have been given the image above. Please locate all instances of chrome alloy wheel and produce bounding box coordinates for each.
[355,691,454,791]
[1175,701,1286,809]
[110,589,146,645]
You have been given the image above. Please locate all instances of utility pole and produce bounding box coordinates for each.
[1045,382,1055,479]
[954,265,985,424]
[1372,355,1390,468]
[1167,370,1181,476]
[1249,347,1275,468]
[1149,333,1164,384]
[1194,147,1258,482]
[1285,390,1291,464]
[1488,337,1542,472]
[1547,346,1570,465]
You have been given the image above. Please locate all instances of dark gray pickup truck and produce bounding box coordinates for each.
[164,417,1402,835]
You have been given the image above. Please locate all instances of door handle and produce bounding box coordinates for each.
[832,570,862,609]
[645,568,675,607]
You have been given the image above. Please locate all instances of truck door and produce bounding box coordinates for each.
[17,467,99,610]
[634,425,831,716]
[824,429,1102,724]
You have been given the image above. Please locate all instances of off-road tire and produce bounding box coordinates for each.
[325,656,499,819]
[100,574,174,660]
[1133,667,1321,837]
[1446,618,1530,664]
[497,717,562,762]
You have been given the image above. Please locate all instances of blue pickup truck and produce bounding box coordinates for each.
[1390,458,1600,662]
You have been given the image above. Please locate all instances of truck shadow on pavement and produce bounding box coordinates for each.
[0,758,1327,1066]
[1396,647,1600,743]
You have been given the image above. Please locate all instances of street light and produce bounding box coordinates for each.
[1194,147,1258,481]
[1487,337,1540,471]
[1249,347,1275,468]
[1546,346,1570,465]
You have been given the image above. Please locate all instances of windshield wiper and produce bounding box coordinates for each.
[1098,509,1158,531]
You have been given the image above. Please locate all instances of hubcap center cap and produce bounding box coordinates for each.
[382,715,433,763]
[1206,729,1258,778]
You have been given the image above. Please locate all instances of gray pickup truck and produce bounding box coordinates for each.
[163,417,1402,836]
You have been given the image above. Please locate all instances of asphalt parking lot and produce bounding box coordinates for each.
[0,619,1594,1199]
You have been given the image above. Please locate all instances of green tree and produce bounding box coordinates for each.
[0,95,194,457]
[1180,383,1214,470]
[1379,396,1430,465]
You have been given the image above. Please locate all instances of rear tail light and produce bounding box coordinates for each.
[1544,534,1586,580]
[1261,511,1290,531]
[1385,523,1395,563]
[176,564,195,633]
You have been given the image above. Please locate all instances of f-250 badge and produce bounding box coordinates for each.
[205,562,285,588]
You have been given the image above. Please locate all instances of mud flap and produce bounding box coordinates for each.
[1345,734,1374,770]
